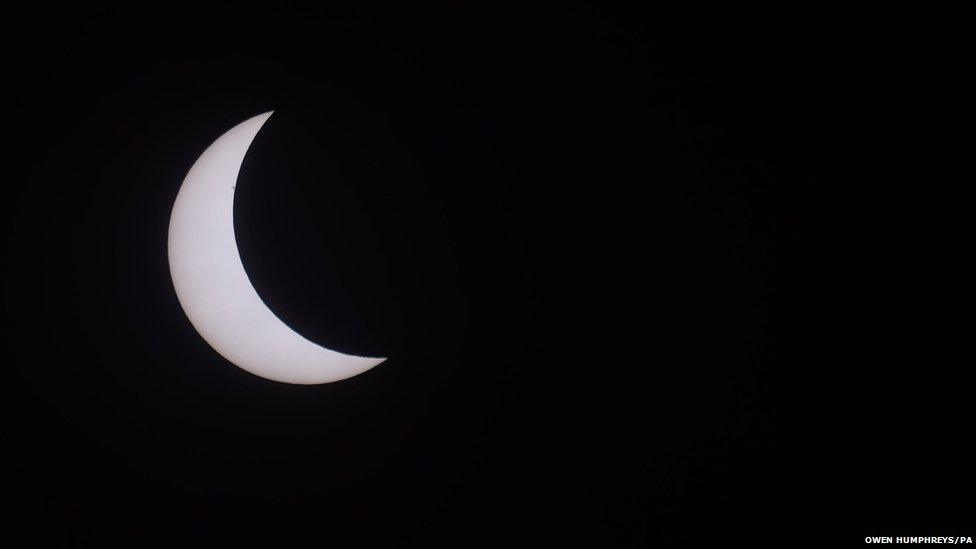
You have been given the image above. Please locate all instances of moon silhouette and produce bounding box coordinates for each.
[167,111,386,384]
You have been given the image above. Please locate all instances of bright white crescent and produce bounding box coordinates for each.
[168,111,385,384]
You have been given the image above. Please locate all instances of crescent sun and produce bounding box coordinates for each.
[167,111,386,384]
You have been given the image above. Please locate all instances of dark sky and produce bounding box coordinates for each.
[1,2,968,547]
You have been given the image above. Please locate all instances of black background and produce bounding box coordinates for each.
[1,2,968,547]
